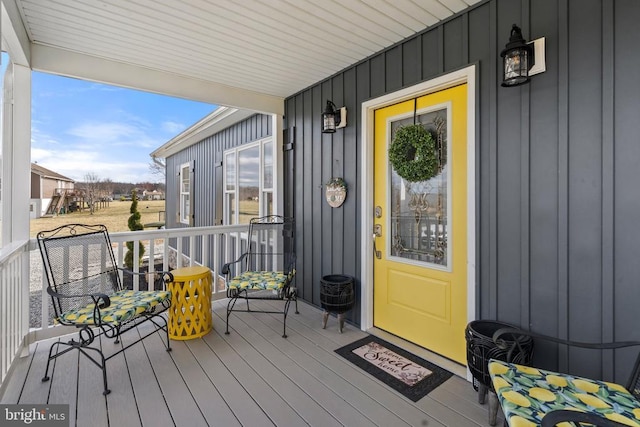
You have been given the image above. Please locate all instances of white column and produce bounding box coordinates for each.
[2,61,31,245]
[13,63,31,243]
[2,62,15,245]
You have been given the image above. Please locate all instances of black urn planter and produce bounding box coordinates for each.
[320,274,355,333]
[465,320,534,426]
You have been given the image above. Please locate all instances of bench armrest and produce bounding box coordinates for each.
[46,286,111,308]
[222,253,248,276]
[541,410,629,427]
[493,327,640,351]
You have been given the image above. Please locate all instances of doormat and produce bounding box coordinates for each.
[335,335,453,402]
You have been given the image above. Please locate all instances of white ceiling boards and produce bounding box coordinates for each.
[6,0,482,112]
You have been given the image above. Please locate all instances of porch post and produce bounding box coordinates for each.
[1,62,31,245]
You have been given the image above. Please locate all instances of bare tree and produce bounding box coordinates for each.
[149,156,166,179]
[83,172,100,214]
[100,178,114,199]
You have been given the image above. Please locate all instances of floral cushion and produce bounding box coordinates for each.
[489,358,640,427]
[59,290,171,326]
[227,271,293,291]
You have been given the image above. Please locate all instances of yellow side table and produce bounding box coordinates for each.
[166,266,212,340]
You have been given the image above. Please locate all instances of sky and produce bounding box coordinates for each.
[27,66,215,184]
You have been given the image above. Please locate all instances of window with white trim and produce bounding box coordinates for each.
[224,137,274,224]
[179,162,191,224]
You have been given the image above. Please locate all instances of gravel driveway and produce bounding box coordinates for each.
[29,250,53,328]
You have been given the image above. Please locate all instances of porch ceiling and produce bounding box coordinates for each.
[6,0,482,113]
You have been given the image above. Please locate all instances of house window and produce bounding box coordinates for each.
[262,139,274,216]
[225,152,236,223]
[224,138,274,224]
[179,162,191,224]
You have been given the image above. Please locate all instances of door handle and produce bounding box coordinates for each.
[373,224,382,259]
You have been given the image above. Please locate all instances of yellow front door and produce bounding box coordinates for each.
[373,84,468,364]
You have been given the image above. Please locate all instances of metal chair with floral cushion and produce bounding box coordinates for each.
[489,328,640,427]
[37,223,172,395]
[222,215,297,338]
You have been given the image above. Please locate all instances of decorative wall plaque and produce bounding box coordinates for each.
[325,177,347,208]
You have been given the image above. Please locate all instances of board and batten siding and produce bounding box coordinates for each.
[284,0,640,385]
[165,113,272,229]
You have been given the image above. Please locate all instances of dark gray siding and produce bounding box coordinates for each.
[165,113,272,229]
[284,0,640,384]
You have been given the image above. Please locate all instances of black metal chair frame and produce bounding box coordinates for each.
[222,215,298,338]
[37,223,172,395]
[493,327,640,427]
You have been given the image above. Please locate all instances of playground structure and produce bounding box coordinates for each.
[44,188,111,216]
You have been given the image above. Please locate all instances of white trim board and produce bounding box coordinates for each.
[31,44,285,116]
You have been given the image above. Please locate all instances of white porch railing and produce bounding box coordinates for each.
[0,240,30,386]
[1,224,251,391]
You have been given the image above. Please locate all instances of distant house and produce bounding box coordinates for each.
[30,163,75,218]
[142,189,164,201]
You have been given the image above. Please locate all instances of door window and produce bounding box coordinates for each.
[388,108,450,269]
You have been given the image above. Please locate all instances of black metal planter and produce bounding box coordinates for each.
[465,320,534,426]
[320,275,355,333]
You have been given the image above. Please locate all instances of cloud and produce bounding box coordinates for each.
[32,118,166,182]
[29,71,214,184]
[33,150,157,183]
[68,122,139,140]
[161,121,186,134]
[31,126,61,146]
[66,121,160,149]
[87,83,122,92]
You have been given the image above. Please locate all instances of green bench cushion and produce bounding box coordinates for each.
[228,271,292,291]
[489,358,640,427]
[59,290,171,326]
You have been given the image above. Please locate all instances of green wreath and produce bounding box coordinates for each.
[388,124,438,182]
[326,177,347,190]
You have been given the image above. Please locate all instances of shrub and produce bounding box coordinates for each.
[124,190,145,269]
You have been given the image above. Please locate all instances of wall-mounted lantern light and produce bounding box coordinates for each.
[501,24,546,87]
[322,100,347,133]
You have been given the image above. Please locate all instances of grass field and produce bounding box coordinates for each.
[30,200,167,238]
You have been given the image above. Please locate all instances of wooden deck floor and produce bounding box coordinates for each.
[1,299,503,426]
